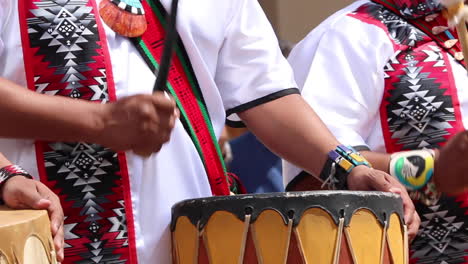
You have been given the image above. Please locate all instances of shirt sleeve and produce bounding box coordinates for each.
[283,14,395,184]
[291,15,395,148]
[0,4,6,57]
[215,0,298,127]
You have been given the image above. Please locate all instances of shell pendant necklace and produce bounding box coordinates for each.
[99,0,147,37]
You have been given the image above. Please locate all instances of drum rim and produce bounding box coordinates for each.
[171,191,404,231]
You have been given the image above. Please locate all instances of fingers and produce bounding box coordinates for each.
[387,179,420,242]
[37,185,63,235]
[434,130,468,194]
[348,167,421,241]
[152,92,177,113]
[53,223,65,262]
[152,94,178,131]
[132,94,178,156]
[36,182,65,262]
[392,186,417,229]
[407,211,421,242]
[100,93,180,155]
[2,178,65,262]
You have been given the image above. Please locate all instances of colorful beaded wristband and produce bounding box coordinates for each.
[389,149,435,191]
[389,149,440,206]
[0,165,33,189]
[319,145,372,190]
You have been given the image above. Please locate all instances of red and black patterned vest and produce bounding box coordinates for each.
[349,3,468,263]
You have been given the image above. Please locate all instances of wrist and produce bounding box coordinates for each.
[319,145,372,190]
[83,103,110,145]
[0,165,33,201]
[432,148,442,191]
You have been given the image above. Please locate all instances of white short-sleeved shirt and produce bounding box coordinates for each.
[282,0,468,185]
[0,0,297,262]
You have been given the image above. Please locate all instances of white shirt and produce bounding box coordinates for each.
[0,0,297,262]
[283,0,468,185]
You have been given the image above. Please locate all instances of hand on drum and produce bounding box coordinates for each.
[347,165,421,241]
[434,130,468,194]
[98,92,179,157]
[0,177,64,262]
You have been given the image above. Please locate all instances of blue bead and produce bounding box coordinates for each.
[121,0,143,9]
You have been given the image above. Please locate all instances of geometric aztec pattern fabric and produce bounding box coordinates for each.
[26,0,109,101]
[19,0,136,262]
[393,0,441,19]
[43,142,130,263]
[351,3,468,264]
[412,196,468,263]
[384,45,455,151]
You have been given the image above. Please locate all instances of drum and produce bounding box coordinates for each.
[0,206,56,264]
[171,191,408,264]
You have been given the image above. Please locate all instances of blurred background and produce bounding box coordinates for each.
[226,0,355,193]
[259,0,354,43]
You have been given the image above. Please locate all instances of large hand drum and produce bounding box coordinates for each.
[0,207,56,264]
[171,191,408,264]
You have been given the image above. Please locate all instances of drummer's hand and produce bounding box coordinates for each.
[98,92,179,157]
[348,166,420,241]
[434,130,468,194]
[0,177,65,262]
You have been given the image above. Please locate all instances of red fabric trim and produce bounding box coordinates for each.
[34,143,48,185]
[91,0,138,260]
[19,0,138,262]
[18,0,37,92]
[348,11,401,51]
[373,0,466,68]
[379,89,393,153]
[117,152,138,263]
[352,2,468,263]
[140,0,229,196]
[442,51,465,139]
[380,42,458,153]
[92,0,117,103]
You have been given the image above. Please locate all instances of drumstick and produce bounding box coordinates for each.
[442,0,468,71]
[153,0,179,93]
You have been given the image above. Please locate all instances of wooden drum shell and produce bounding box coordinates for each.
[0,207,56,264]
[171,191,408,264]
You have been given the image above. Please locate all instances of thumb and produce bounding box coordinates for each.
[33,198,52,209]
[389,186,403,196]
[20,183,51,210]
[390,186,415,227]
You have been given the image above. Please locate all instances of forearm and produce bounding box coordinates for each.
[361,149,440,172]
[238,94,339,177]
[0,78,105,142]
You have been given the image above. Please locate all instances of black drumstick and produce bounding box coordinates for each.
[153,0,179,92]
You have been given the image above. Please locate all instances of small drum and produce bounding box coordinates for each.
[0,206,56,264]
[171,191,408,264]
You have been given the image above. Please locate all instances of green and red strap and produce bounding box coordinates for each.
[133,0,232,195]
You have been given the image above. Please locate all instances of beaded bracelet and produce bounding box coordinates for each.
[319,145,372,190]
[0,165,33,189]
